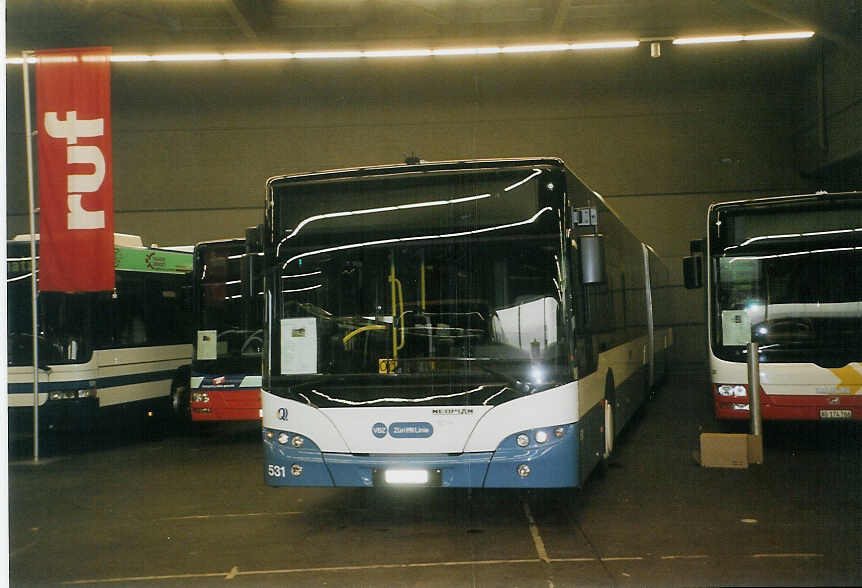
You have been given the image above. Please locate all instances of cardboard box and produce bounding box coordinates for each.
[698,433,749,468]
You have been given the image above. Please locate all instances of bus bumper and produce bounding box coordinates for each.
[263,423,580,488]
[8,397,100,433]
[191,388,261,421]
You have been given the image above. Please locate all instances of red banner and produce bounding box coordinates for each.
[36,47,115,291]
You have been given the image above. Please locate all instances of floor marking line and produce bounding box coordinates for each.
[63,559,543,584]
[58,553,832,584]
[522,502,551,564]
[64,572,230,584]
[752,553,824,559]
[236,559,541,576]
[159,511,303,521]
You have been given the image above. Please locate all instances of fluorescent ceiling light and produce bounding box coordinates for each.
[6,40,639,65]
[673,30,814,45]
[743,31,816,41]
[4,31,813,65]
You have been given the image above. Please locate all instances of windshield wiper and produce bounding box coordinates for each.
[473,363,534,394]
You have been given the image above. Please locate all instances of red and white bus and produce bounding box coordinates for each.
[685,191,862,421]
[189,238,264,421]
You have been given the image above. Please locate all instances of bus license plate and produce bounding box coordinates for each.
[820,409,852,419]
[373,468,442,486]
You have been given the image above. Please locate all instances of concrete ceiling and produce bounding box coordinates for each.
[6,0,860,54]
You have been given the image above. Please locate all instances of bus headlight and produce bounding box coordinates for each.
[517,464,531,478]
[554,427,565,438]
[49,391,77,401]
[191,392,210,403]
[535,430,549,444]
[717,385,747,398]
[277,432,289,445]
[291,435,305,448]
[516,434,530,447]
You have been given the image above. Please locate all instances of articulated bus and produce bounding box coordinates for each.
[256,158,672,488]
[189,238,264,421]
[7,233,193,436]
[684,191,862,421]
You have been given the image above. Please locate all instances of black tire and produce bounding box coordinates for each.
[170,367,191,423]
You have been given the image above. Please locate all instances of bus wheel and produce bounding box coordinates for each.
[170,374,190,422]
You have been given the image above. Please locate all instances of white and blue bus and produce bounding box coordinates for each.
[257,158,671,488]
[7,233,194,436]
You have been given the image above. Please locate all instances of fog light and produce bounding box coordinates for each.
[291,435,305,448]
[517,464,531,478]
[732,403,750,411]
[291,464,303,477]
[277,432,289,445]
[191,391,210,403]
[516,433,530,447]
[554,427,565,438]
[535,430,548,444]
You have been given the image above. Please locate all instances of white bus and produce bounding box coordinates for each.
[256,158,672,488]
[7,233,194,437]
[684,191,862,421]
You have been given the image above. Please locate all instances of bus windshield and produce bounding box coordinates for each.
[7,243,97,366]
[711,197,862,365]
[271,167,569,393]
[193,241,264,374]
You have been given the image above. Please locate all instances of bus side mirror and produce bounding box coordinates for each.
[683,256,703,289]
[245,224,263,254]
[579,234,606,284]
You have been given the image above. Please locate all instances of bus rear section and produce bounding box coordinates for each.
[690,191,862,421]
[190,239,263,421]
[258,158,671,488]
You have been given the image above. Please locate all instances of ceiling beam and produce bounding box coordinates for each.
[223,0,259,41]
[549,0,570,34]
[743,0,858,51]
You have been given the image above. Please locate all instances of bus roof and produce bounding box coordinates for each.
[267,157,567,188]
[709,190,862,213]
[13,233,145,248]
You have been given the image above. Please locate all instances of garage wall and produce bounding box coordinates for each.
[5,51,817,370]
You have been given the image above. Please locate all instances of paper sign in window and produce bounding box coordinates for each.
[721,310,751,346]
[281,317,318,374]
[197,330,218,360]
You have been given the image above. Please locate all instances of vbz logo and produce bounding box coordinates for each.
[44,111,106,230]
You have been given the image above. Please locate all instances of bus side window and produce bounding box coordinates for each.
[113,273,147,347]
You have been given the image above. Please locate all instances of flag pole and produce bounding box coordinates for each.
[22,50,40,461]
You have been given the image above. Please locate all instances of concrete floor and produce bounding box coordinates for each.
[8,372,862,587]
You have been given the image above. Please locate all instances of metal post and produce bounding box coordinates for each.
[747,342,762,438]
[23,50,40,461]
